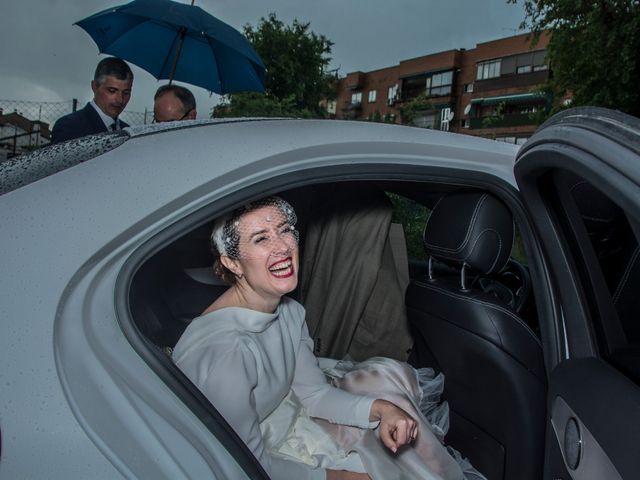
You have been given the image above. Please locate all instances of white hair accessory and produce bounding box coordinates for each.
[210,197,298,259]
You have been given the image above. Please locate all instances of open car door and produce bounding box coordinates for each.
[515,107,640,479]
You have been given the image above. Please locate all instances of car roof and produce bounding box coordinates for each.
[125,117,519,181]
[1,118,518,196]
[0,118,520,281]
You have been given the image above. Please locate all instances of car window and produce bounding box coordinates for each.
[387,192,431,262]
[511,225,528,265]
[387,190,529,265]
[553,171,640,384]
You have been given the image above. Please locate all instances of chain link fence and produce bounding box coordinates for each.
[0,98,152,127]
[0,98,152,160]
[0,99,75,127]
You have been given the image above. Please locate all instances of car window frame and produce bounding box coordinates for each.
[115,163,551,473]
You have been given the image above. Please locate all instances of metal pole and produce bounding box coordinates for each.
[168,0,195,84]
[169,29,187,85]
[36,105,42,147]
[12,123,17,157]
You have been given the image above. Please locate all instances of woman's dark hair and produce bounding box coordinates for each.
[213,257,237,285]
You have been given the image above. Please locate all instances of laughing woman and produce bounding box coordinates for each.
[172,197,483,480]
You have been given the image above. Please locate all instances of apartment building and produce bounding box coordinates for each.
[334,32,551,144]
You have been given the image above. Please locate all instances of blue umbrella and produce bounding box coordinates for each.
[75,0,265,94]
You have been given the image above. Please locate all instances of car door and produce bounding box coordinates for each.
[514,107,640,480]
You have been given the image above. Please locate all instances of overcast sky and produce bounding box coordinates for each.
[1,0,526,121]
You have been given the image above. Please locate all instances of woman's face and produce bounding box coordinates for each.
[228,204,299,299]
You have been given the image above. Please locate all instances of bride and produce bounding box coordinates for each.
[172,196,484,480]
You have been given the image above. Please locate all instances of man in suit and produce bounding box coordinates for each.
[153,84,197,123]
[52,57,134,144]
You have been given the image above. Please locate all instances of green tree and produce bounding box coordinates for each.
[482,101,507,128]
[387,193,431,260]
[366,110,383,123]
[398,94,433,126]
[509,0,640,117]
[214,13,335,118]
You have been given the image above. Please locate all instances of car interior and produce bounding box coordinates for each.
[128,179,549,480]
[129,173,640,480]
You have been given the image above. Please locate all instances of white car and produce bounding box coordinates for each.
[1,107,639,480]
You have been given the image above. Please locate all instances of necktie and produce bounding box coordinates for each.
[110,122,117,131]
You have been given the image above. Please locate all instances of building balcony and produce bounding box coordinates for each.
[345,72,365,90]
[340,101,363,119]
[469,113,538,129]
[398,92,454,106]
[474,70,549,93]
[342,101,362,111]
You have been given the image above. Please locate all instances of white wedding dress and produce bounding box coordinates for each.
[172,297,485,480]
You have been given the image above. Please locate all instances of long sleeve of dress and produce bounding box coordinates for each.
[176,338,325,480]
[289,303,378,429]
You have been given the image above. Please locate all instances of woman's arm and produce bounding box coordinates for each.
[176,341,324,480]
[289,302,418,453]
[290,319,376,429]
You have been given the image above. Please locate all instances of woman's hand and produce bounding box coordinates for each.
[369,399,418,453]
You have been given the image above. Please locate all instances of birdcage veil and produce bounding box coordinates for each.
[210,196,298,259]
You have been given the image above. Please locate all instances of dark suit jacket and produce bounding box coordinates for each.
[51,103,129,144]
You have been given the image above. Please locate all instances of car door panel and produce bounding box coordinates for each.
[515,107,640,480]
[546,357,640,479]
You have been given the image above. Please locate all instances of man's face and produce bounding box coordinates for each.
[153,92,196,122]
[91,75,132,119]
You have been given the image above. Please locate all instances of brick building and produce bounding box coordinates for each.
[334,31,551,144]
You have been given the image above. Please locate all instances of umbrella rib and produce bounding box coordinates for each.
[81,17,148,54]
[159,27,185,80]
[204,34,223,93]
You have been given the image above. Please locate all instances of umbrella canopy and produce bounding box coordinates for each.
[76,0,265,94]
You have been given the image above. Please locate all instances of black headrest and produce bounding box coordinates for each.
[424,191,513,274]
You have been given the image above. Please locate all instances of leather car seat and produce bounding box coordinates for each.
[129,224,227,351]
[406,190,546,480]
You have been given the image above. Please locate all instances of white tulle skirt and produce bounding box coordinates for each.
[259,357,486,480]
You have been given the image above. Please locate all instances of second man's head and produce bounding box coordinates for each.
[153,85,197,123]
